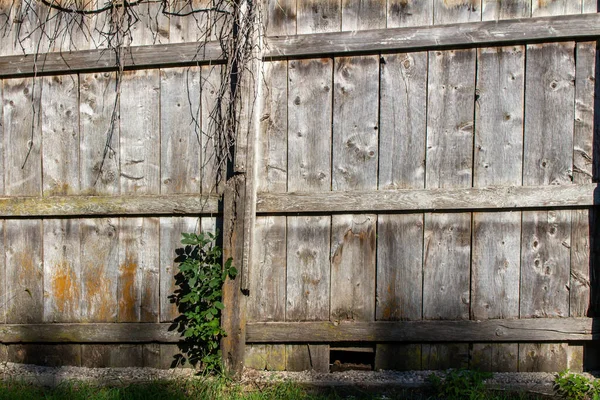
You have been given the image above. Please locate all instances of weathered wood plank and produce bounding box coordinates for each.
[341,0,386,31]
[80,218,119,322]
[288,58,332,192]
[482,0,530,20]
[221,174,247,378]
[3,77,42,196]
[117,217,160,323]
[1,318,600,343]
[570,42,596,318]
[265,0,296,36]
[532,0,581,16]
[264,14,600,59]
[387,0,433,27]
[257,183,600,213]
[422,343,469,369]
[168,0,210,44]
[80,72,119,195]
[201,65,224,194]
[582,0,597,13]
[297,0,341,34]
[332,55,379,191]
[470,343,518,372]
[160,67,202,195]
[375,344,421,371]
[0,41,225,78]
[423,212,471,320]
[286,216,331,321]
[245,344,286,370]
[0,194,219,217]
[5,220,43,324]
[7,344,81,367]
[81,344,144,368]
[519,343,568,372]
[245,318,600,343]
[41,74,81,327]
[43,219,81,322]
[379,52,427,190]
[285,344,330,372]
[130,1,170,46]
[258,60,288,194]
[434,0,481,24]
[159,216,198,322]
[331,214,376,321]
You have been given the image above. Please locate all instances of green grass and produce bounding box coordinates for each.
[0,379,553,400]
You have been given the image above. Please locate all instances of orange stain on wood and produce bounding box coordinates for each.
[84,267,114,321]
[51,261,78,317]
[119,256,138,322]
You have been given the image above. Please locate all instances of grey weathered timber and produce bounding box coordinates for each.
[434,0,481,24]
[246,318,600,343]
[256,183,600,213]
[160,67,202,194]
[221,174,247,378]
[79,72,120,195]
[80,218,119,322]
[0,41,224,78]
[379,52,427,190]
[0,194,219,217]
[532,0,581,16]
[5,220,43,324]
[332,55,379,191]
[570,42,596,318]
[286,216,331,321]
[341,0,386,31]
[43,219,81,323]
[265,0,296,36]
[583,0,597,13]
[201,65,224,194]
[285,344,330,372]
[330,214,376,321]
[297,0,341,34]
[42,74,80,196]
[168,0,210,44]
[3,77,42,196]
[482,0,530,20]
[387,0,433,27]
[264,14,600,59]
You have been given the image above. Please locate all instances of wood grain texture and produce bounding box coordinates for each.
[425,49,475,189]
[201,65,223,194]
[256,183,600,213]
[341,0,386,31]
[265,0,296,36]
[570,42,596,318]
[518,343,568,372]
[387,0,433,27]
[332,55,379,191]
[245,344,286,370]
[81,344,144,368]
[79,72,119,195]
[330,214,376,321]
[258,60,288,194]
[5,219,43,324]
[119,69,160,194]
[160,67,202,194]
[248,216,286,322]
[482,0,530,20]
[3,77,42,196]
[43,219,81,323]
[286,216,331,321]
[245,318,600,343]
[264,14,600,59]
[433,0,481,24]
[80,218,119,322]
[130,1,170,46]
[470,343,518,372]
[7,344,81,367]
[168,0,210,44]
[285,344,329,372]
[379,52,427,190]
[159,216,198,322]
[422,343,469,369]
[42,74,80,196]
[297,0,341,34]
[532,0,581,16]
[582,0,597,12]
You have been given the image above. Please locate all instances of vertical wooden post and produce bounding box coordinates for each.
[221,174,247,378]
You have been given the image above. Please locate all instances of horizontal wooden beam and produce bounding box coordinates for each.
[256,183,599,214]
[246,318,600,343]
[0,41,224,78]
[0,194,220,217]
[2,318,597,344]
[0,323,179,343]
[264,13,600,59]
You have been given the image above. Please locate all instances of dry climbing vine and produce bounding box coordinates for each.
[0,0,260,191]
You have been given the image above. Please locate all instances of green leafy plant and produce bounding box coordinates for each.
[428,369,493,400]
[169,231,237,373]
[554,370,600,400]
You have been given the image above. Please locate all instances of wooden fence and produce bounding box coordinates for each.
[1,0,600,374]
